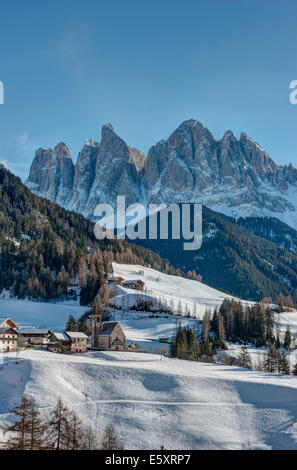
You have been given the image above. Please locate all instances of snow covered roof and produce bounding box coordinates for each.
[107,276,123,281]
[17,328,50,335]
[65,331,88,339]
[122,279,144,285]
[51,332,69,341]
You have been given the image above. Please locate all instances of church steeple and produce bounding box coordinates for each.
[91,311,103,348]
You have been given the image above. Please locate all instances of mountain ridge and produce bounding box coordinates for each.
[26,119,297,231]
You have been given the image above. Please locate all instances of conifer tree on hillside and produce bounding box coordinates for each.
[78,316,89,335]
[237,346,252,370]
[47,398,72,450]
[202,309,211,343]
[83,425,100,450]
[284,326,291,351]
[264,345,278,373]
[100,424,124,450]
[2,395,47,450]
[68,411,85,450]
[65,314,77,332]
[278,352,290,375]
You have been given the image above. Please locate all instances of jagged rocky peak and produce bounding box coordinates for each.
[53,142,72,159]
[26,142,74,205]
[25,119,297,230]
[84,124,142,215]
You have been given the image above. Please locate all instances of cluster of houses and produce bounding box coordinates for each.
[0,315,129,355]
[0,276,145,355]
[0,317,51,352]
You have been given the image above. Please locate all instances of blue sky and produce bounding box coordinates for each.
[0,0,297,179]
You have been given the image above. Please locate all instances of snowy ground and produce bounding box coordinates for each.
[112,263,252,319]
[111,310,197,353]
[0,298,87,331]
[2,349,297,449]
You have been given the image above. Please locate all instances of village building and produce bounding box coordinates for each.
[66,331,88,353]
[47,331,88,353]
[0,327,18,352]
[17,328,51,347]
[0,317,17,329]
[92,312,125,350]
[47,332,70,353]
[122,279,145,291]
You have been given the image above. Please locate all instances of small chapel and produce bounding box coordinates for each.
[91,308,126,351]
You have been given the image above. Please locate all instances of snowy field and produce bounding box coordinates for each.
[0,298,87,331]
[2,349,297,449]
[112,263,251,319]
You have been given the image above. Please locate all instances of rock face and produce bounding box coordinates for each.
[27,142,74,206]
[26,119,297,229]
[84,123,142,217]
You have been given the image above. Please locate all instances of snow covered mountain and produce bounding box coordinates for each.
[26,119,297,230]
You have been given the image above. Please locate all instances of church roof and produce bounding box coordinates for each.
[98,321,119,337]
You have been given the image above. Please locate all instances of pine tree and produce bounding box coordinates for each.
[264,345,278,373]
[237,346,252,369]
[78,316,89,335]
[2,396,36,450]
[65,314,77,332]
[83,425,100,450]
[278,352,290,375]
[78,257,88,287]
[47,398,71,450]
[100,424,124,450]
[67,411,85,450]
[284,326,291,351]
[202,309,211,343]
[27,397,48,450]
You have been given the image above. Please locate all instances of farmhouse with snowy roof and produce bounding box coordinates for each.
[0,327,18,352]
[47,331,88,353]
[17,328,51,347]
[122,279,145,291]
[106,276,145,291]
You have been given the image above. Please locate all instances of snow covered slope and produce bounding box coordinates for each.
[112,263,250,319]
[2,350,297,449]
[0,298,87,331]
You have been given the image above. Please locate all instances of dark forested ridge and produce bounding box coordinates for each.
[0,165,176,302]
[1,164,297,306]
[133,205,297,305]
[237,216,297,253]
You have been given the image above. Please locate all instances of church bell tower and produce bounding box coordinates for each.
[91,312,103,348]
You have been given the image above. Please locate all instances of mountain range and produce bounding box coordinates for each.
[26,119,297,231]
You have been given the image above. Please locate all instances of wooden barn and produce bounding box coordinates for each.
[17,328,51,347]
[122,279,145,291]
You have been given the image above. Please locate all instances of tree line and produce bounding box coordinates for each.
[1,395,124,450]
[170,299,296,374]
